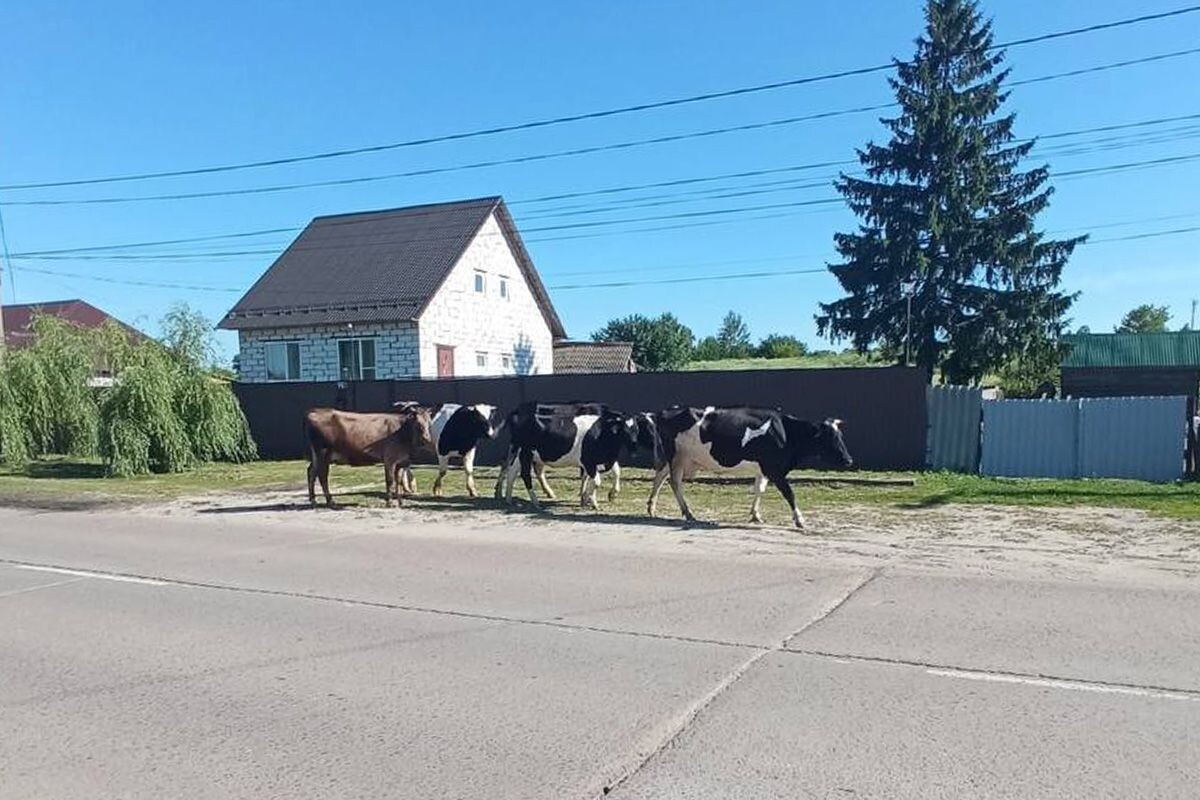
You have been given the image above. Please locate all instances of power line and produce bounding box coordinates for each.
[25,218,1200,296]
[3,6,1199,193]
[11,144,1199,263]
[0,105,892,207]
[7,120,1200,262]
[10,47,1200,210]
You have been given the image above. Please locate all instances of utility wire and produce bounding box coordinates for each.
[10,46,1199,209]
[23,220,1200,295]
[3,8,1199,193]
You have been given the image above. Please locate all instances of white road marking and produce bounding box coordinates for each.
[0,577,86,598]
[14,564,166,586]
[926,667,1200,702]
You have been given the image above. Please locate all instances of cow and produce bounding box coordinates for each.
[497,401,651,510]
[392,402,503,497]
[645,406,853,529]
[303,406,434,508]
[492,402,609,501]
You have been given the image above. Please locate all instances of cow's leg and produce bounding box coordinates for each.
[494,447,514,499]
[306,454,317,507]
[402,466,417,495]
[668,462,697,523]
[647,464,670,516]
[750,472,769,524]
[768,472,805,530]
[393,462,408,508]
[536,462,556,499]
[580,466,600,509]
[462,448,478,497]
[520,450,542,510]
[432,453,450,497]
[316,451,334,507]
[383,462,396,508]
[607,461,622,502]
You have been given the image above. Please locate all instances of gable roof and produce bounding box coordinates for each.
[2,299,147,351]
[553,341,636,374]
[1062,332,1200,369]
[218,196,565,337]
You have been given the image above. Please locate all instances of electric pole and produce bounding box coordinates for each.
[1191,298,1197,331]
[900,280,916,367]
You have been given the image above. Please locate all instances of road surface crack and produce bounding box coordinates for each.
[597,567,882,797]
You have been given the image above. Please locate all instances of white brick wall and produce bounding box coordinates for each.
[417,212,554,378]
[235,210,555,383]
[238,321,419,382]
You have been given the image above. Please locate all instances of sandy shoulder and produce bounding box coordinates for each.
[123,487,1200,589]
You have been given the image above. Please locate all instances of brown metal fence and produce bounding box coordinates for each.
[233,366,928,471]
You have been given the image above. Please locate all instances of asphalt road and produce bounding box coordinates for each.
[1,504,1198,799]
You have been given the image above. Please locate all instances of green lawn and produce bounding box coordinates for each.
[684,352,884,371]
[1,457,1197,522]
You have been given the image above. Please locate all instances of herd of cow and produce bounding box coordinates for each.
[302,399,854,529]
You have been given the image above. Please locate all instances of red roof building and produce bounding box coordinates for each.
[2,298,147,353]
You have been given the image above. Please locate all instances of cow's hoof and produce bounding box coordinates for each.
[751,515,764,524]
[607,492,618,502]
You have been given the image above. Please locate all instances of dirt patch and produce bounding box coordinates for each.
[117,486,1200,588]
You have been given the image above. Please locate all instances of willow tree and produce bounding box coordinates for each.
[817,0,1082,384]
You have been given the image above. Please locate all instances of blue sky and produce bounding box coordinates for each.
[2,1,1198,363]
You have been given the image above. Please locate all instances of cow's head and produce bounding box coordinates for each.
[817,418,854,469]
[402,407,434,449]
[470,404,504,439]
[599,410,640,453]
[633,412,658,453]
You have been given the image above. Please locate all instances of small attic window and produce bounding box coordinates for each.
[474,270,486,294]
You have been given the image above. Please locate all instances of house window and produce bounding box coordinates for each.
[265,341,301,381]
[501,353,512,371]
[338,338,377,381]
[474,270,487,294]
[498,275,510,300]
[475,351,488,369]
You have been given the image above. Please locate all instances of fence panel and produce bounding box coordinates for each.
[980,399,1078,479]
[1078,396,1187,482]
[233,366,928,469]
[980,396,1188,481]
[926,385,982,472]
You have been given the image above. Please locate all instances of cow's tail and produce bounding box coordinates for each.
[303,415,331,462]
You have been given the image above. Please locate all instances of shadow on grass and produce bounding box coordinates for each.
[15,461,108,480]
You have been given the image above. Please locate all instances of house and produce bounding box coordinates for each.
[1061,331,1200,398]
[1061,331,1200,474]
[220,197,566,382]
[1,299,147,379]
[552,341,636,374]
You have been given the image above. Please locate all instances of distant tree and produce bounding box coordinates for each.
[692,336,724,362]
[716,311,752,358]
[160,303,216,368]
[592,313,694,371]
[1115,304,1170,334]
[1075,325,1091,335]
[817,0,1081,384]
[755,334,807,359]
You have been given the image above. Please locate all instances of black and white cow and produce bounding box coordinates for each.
[646,406,853,529]
[492,402,607,501]
[498,401,650,509]
[394,402,503,497]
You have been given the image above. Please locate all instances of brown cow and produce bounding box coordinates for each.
[303,406,434,508]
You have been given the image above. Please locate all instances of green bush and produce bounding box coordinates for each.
[755,334,808,359]
[1,304,256,476]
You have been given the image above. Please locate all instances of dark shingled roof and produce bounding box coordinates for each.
[553,341,636,374]
[219,196,565,337]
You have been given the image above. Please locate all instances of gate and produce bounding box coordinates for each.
[980,396,1187,482]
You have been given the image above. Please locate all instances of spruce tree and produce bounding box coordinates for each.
[817,0,1082,384]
